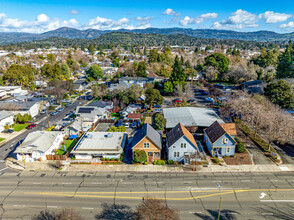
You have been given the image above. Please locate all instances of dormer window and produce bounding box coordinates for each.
[222,138,229,144]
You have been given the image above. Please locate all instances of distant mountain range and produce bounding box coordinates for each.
[1,26,294,44]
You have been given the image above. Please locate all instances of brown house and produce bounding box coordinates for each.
[132,124,162,163]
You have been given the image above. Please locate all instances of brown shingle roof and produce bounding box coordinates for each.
[127,113,142,119]
[220,123,237,136]
[167,123,197,148]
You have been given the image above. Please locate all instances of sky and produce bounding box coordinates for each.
[0,0,294,33]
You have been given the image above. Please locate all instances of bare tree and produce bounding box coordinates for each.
[137,198,179,220]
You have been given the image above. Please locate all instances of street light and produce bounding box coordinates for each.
[217,183,222,220]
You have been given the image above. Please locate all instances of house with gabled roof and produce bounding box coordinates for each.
[131,124,162,163]
[166,123,200,164]
[204,121,237,157]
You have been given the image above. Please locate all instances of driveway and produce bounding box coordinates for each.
[273,142,294,164]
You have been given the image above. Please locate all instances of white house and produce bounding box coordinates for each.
[166,123,201,164]
[14,131,65,162]
[0,101,40,118]
[0,110,14,132]
[71,132,127,160]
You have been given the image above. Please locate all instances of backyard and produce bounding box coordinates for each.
[13,124,29,132]
[55,139,78,155]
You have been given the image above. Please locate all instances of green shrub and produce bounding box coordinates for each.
[213,157,220,164]
[133,150,147,163]
[167,160,174,165]
[236,142,246,153]
[155,160,165,165]
[106,158,110,161]
[111,158,115,161]
[101,157,105,161]
[153,160,157,165]
[4,124,9,130]
[144,162,148,165]
[120,153,124,162]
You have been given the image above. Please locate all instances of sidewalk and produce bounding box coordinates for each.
[6,158,294,173]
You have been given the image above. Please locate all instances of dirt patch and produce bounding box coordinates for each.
[223,152,252,165]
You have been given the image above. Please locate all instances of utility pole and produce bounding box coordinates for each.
[19,140,26,169]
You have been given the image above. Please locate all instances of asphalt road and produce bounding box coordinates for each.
[0,170,294,219]
[0,101,81,172]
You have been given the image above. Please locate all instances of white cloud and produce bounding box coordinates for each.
[279,21,294,28]
[37,14,50,23]
[70,10,80,15]
[88,16,130,30]
[180,13,218,26]
[211,9,259,29]
[0,13,79,33]
[135,16,153,21]
[260,11,292,24]
[163,8,181,16]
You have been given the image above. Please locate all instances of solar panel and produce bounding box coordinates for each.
[78,107,94,114]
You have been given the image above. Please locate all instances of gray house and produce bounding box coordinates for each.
[166,123,200,164]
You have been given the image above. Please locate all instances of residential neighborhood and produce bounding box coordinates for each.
[0,14,294,219]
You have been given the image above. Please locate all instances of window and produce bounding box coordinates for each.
[143,143,150,149]
[174,152,180,157]
[181,143,186,148]
[173,146,176,148]
[226,147,231,153]
[222,138,229,144]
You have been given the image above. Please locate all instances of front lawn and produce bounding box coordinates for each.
[110,112,121,119]
[0,138,5,142]
[13,123,29,132]
[55,139,78,155]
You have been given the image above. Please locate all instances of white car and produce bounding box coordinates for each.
[124,122,130,128]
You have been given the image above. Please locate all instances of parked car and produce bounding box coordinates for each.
[124,122,130,128]
[201,91,209,95]
[131,122,137,128]
[86,95,93,100]
[65,102,73,107]
[57,108,64,112]
[117,121,123,127]
[51,111,58,116]
[27,124,37,129]
[205,97,215,102]
[66,111,74,117]
[173,98,182,103]
[2,129,14,133]
[187,99,195,103]
[41,109,46,114]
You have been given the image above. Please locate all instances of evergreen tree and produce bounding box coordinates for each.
[88,44,95,55]
[170,56,186,86]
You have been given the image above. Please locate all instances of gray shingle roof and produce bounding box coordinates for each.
[204,121,226,143]
[132,124,162,149]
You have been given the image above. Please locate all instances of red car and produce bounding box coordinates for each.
[27,124,37,129]
[173,98,182,103]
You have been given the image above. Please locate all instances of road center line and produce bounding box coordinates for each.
[82,207,94,210]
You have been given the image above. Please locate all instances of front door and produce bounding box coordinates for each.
[148,152,153,163]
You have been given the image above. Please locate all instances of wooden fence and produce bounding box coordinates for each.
[46,154,68,160]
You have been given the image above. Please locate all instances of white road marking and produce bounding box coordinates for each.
[259,192,267,199]
[261,200,294,203]
[33,182,41,184]
[0,167,8,172]
[261,213,273,215]
[82,207,94,210]
[91,182,101,184]
[13,205,25,207]
[212,181,222,182]
[241,180,251,182]
[62,182,72,184]
[47,206,58,208]
[0,160,5,163]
